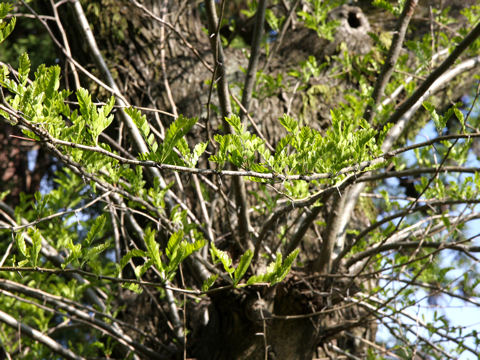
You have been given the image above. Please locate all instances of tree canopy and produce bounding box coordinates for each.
[0,0,480,359]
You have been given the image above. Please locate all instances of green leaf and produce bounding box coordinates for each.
[183,238,206,259]
[0,3,14,19]
[125,107,151,142]
[0,190,9,201]
[160,115,197,163]
[18,53,30,86]
[247,249,299,286]
[18,259,29,267]
[77,88,93,119]
[30,228,42,267]
[423,102,445,132]
[144,228,164,273]
[225,114,243,134]
[165,231,185,275]
[83,242,111,268]
[187,141,208,167]
[119,249,147,272]
[84,215,106,246]
[122,282,142,294]
[92,96,115,140]
[166,230,183,261]
[233,249,253,286]
[202,274,218,292]
[16,232,27,258]
[76,87,114,144]
[102,96,115,119]
[45,65,61,99]
[163,231,205,280]
[0,7,15,44]
[64,238,82,269]
[453,107,465,132]
[210,242,234,276]
[271,249,299,285]
[135,258,154,279]
[246,274,265,285]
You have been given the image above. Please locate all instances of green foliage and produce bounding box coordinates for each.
[77,88,115,145]
[265,8,283,32]
[165,229,206,279]
[423,102,446,133]
[210,242,234,275]
[62,214,112,270]
[278,109,380,175]
[254,70,284,99]
[210,244,254,287]
[119,227,205,284]
[1,2,480,359]
[84,214,107,247]
[17,52,30,85]
[372,0,406,16]
[209,245,299,287]
[0,2,56,71]
[202,274,219,291]
[0,3,15,44]
[125,106,159,153]
[210,114,272,173]
[297,0,340,41]
[247,249,299,286]
[128,109,207,167]
[211,111,381,191]
[288,55,328,84]
[157,115,197,164]
[144,227,164,273]
[15,232,28,266]
[29,228,42,267]
[234,250,253,286]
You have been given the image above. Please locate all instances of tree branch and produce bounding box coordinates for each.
[204,0,253,251]
[0,280,165,359]
[364,0,418,123]
[383,20,480,131]
[347,212,480,269]
[240,0,267,121]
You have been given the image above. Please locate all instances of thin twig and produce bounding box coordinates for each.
[383,20,480,130]
[364,0,418,123]
[130,0,213,73]
[50,0,80,89]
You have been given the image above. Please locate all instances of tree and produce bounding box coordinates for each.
[0,0,480,359]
